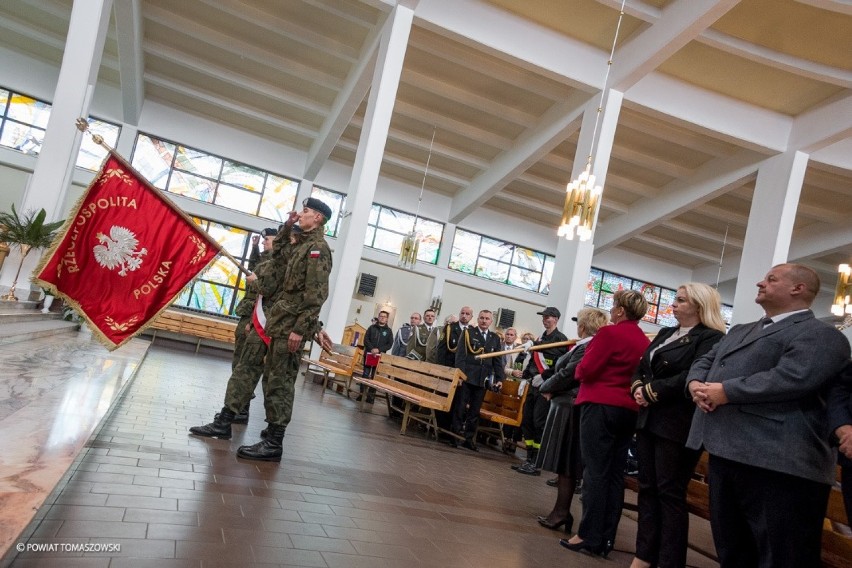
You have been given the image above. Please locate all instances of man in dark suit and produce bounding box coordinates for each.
[453,309,504,451]
[435,307,473,437]
[686,263,851,568]
[828,359,852,523]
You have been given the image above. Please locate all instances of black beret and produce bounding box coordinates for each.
[303,197,332,223]
[260,227,278,237]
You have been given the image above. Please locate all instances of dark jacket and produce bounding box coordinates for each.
[523,328,569,379]
[828,359,852,468]
[437,322,464,367]
[363,323,393,358]
[539,341,589,400]
[686,311,850,485]
[631,324,724,444]
[455,326,504,387]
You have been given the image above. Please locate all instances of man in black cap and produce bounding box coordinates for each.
[237,196,333,461]
[191,198,333,463]
[513,306,568,475]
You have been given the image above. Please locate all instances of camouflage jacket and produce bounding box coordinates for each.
[234,249,270,318]
[265,227,332,338]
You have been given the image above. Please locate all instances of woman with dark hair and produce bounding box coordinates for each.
[629,283,725,568]
[560,289,650,557]
[536,308,610,533]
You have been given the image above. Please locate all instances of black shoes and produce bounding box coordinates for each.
[558,538,613,558]
[461,440,478,452]
[537,513,573,533]
[546,477,558,487]
[237,424,286,462]
[517,461,541,475]
[190,408,235,439]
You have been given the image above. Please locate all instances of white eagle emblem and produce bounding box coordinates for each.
[93,226,148,277]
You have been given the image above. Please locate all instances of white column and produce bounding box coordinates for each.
[436,222,455,269]
[731,150,808,324]
[0,0,113,294]
[549,90,623,335]
[115,123,138,158]
[322,4,414,341]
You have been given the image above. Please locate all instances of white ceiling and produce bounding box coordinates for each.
[1,0,850,289]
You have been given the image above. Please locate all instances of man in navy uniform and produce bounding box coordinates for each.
[453,309,505,451]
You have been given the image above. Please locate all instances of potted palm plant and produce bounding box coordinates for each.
[0,204,64,301]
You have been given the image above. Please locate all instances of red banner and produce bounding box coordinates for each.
[34,152,220,350]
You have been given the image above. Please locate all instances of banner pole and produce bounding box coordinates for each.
[76,119,253,277]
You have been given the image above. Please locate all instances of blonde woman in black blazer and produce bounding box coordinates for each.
[629,283,725,568]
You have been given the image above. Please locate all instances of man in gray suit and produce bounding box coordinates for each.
[686,263,850,568]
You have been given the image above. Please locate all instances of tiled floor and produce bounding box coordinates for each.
[4,341,718,568]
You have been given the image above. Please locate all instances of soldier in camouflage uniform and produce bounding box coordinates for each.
[236,197,333,462]
[190,216,302,440]
[233,233,263,369]
[227,229,272,422]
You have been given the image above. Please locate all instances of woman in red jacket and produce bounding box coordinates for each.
[560,289,650,557]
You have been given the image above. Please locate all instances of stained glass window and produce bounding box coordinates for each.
[448,228,553,294]
[0,86,119,170]
[170,217,257,316]
[582,269,732,328]
[363,204,443,264]
[131,133,299,223]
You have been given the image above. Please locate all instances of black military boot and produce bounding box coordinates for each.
[237,424,285,462]
[189,408,235,439]
[215,402,249,424]
[233,403,249,424]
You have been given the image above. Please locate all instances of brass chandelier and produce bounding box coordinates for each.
[398,127,436,270]
[558,0,627,241]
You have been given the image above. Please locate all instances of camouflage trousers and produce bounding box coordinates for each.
[232,316,251,372]
[262,335,304,428]
[223,327,268,413]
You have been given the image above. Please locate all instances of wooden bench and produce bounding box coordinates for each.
[148,308,237,351]
[350,353,465,438]
[302,343,362,396]
[476,379,528,450]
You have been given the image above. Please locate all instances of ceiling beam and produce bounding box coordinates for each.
[303,12,387,180]
[595,0,851,87]
[197,0,360,62]
[611,0,741,92]
[634,234,721,263]
[144,4,344,91]
[594,149,764,251]
[448,92,589,223]
[699,29,852,88]
[144,72,317,139]
[113,0,144,125]
[788,92,852,154]
[661,219,745,249]
[145,42,327,116]
[401,68,538,128]
[692,223,852,284]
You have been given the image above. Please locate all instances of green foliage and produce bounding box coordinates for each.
[0,204,64,252]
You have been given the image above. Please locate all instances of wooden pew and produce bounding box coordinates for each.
[476,379,528,451]
[350,353,465,438]
[148,308,237,351]
[302,343,362,396]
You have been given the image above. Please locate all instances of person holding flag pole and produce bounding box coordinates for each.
[191,197,334,462]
